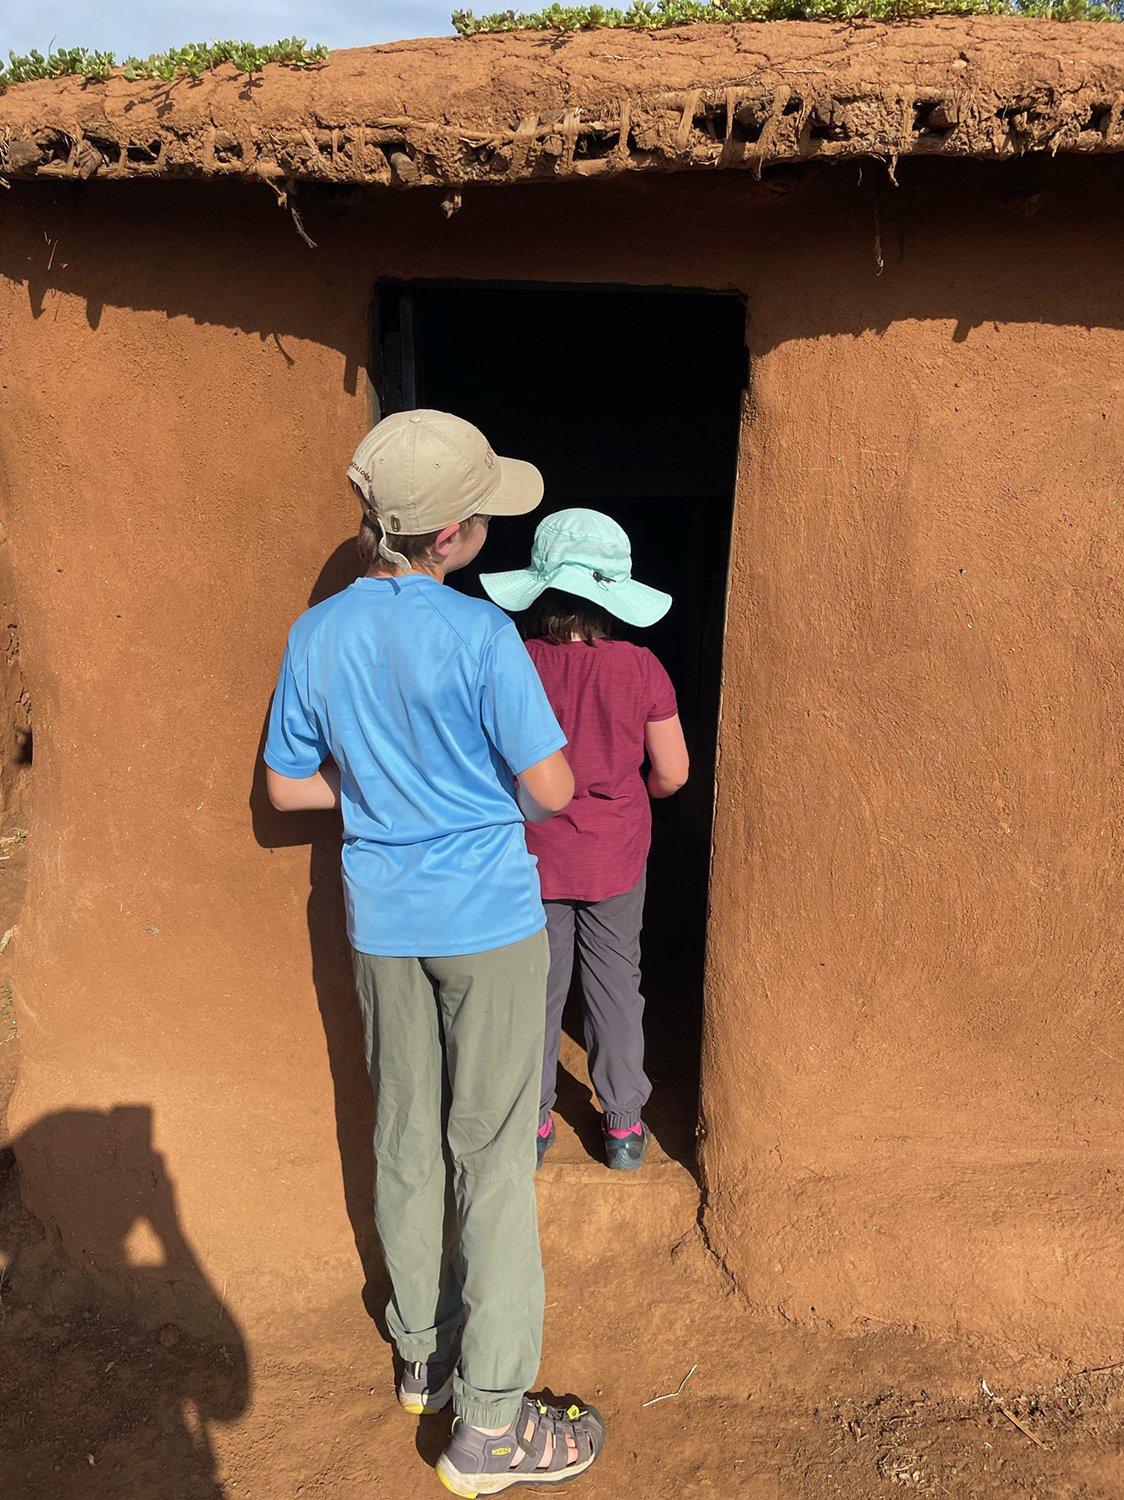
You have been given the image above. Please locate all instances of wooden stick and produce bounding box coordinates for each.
[996,1404,1046,1449]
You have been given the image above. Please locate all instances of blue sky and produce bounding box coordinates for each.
[0,2,457,59]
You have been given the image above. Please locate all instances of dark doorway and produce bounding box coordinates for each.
[373,281,747,1167]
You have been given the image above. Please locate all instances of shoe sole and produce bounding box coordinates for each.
[436,1447,599,1497]
[398,1372,455,1416]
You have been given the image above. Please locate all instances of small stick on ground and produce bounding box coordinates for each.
[982,1379,1047,1450]
[996,1404,1046,1449]
[643,1363,698,1407]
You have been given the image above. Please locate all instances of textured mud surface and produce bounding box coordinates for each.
[2,1201,1123,1500]
[3,831,1119,1498]
[3,875,1122,1499]
[1,20,1123,189]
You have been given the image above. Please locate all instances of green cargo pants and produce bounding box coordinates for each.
[352,928,549,1429]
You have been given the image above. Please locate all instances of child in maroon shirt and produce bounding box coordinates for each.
[482,509,690,1169]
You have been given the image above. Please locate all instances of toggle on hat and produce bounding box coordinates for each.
[481,508,672,628]
[348,410,544,536]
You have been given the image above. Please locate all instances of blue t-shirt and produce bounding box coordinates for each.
[264,574,566,957]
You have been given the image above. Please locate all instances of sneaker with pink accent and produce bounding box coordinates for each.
[535,1115,556,1171]
[603,1121,649,1172]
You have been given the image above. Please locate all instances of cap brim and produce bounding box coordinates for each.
[479,455,544,517]
[481,564,672,627]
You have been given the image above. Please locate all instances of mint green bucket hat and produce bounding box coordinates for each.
[480,508,672,628]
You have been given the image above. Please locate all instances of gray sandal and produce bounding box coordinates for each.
[436,1394,605,1497]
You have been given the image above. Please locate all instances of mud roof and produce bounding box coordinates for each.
[1,18,1122,190]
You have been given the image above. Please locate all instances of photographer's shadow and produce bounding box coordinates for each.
[0,1104,249,1498]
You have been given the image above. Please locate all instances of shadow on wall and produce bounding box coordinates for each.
[1,158,1124,362]
[0,1106,249,1500]
[0,180,367,395]
[247,537,391,1329]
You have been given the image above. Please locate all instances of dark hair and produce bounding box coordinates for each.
[521,588,614,646]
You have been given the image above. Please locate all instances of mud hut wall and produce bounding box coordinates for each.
[0,187,377,1327]
[0,164,1122,1357]
[700,162,1124,1364]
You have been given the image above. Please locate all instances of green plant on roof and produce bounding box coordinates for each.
[1,47,118,85]
[451,0,1122,30]
[121,39,329,82]
[0,38,329,92]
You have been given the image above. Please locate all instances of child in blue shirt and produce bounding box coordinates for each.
[264,411,605,1496]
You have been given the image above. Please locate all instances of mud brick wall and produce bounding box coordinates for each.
[0,154,1121,1363]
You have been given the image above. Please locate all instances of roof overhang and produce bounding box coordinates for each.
[1,19,1122,190]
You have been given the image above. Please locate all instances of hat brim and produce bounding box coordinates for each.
[481,563,672,628]
[479,455,544,517]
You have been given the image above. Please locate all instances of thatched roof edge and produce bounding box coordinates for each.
[1,19,1122,190]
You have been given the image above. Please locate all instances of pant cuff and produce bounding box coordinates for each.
[454,1395,523,1430]
[395,1314,462,1365]
[397,1335,457,1364]
[603,1109,642,1130]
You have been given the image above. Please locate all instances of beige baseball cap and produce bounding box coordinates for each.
[348,410,544,534]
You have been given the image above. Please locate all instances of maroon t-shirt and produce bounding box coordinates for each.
[524,638,678,902]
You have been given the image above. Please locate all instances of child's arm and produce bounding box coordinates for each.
[264,640,336,810]
[514,749,574,823]
[644,716,689,799]
[478,622,570,821]
[266,758,341,812]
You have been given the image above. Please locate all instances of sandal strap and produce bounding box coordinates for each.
[440,1396,605,1489]
[510,1396,598,1474]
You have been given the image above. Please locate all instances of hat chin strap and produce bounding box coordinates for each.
[374,514,412,573]
[541,561,626,592]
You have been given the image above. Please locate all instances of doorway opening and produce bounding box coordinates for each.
[373,281,747,1170]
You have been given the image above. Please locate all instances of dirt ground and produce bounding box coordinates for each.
[1,831,1121,1499]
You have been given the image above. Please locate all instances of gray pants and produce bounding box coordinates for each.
[353,929,549,1428]
[542,874,651,1132]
